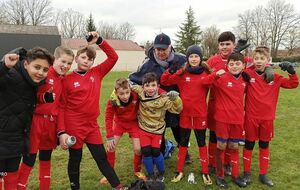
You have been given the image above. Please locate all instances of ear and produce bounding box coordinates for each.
[24,60,29,70]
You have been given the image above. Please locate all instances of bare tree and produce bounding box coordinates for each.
[202,25,220,57]
[118,22,135,40]
[58,9,86,38]
[97,21,136,40]
[266,0,300,57]
[0,4,8,24]
[237,10,253,41]
[2,0,28,25]
[25,0,53,25]
[250,6,270,46]
[283,27,300,56]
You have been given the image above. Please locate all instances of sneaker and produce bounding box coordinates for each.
[216,176,228,189]
[208,164,216,175]
[134,171,146,180]
[99,177,109,185]
[156,172,165,182]
[171,172,184,183]
[224,164,232,176]
[233,176,247,187]
[112,186,129,190]
[185,153,193,164]
[242,172,251,185]
[202,174,212,185]
[147,174,155,182]
[259,174,274,187]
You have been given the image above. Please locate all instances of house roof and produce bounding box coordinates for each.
[0,24,59,35]
[61,38,144,51]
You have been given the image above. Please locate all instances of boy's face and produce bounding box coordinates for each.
[218,41,235,58]
[75,52,94,72]
[143,81,158,97]
[227,60,245,75]
[24,59,50,83]
[188,54,201,67]
[116,87,131,103]
[253,53,269,72]
[53,54,74,75]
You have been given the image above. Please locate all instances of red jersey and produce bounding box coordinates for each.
[105,92,139,138]
[34,67,63,116]
[57,40,118,133]
[161,69,209,119]
[245,69,298,120]
[201,72,247,124]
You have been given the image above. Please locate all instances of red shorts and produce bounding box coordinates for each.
[139,129,162,148]
[66,120,103,149]
[244,116,274,141]
[113,122,139,138]
[29,114,57,153]
[215,121,245,143]
[180,116,207,130]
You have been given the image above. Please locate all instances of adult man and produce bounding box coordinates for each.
[129,33,191,163]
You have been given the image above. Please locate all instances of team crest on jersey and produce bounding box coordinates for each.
[250,78,255,83]
[242,82,246,87]
[48,78,54,85]
[185,77,191,82]
[227,82,233,87]
[73,82,80,88]
[90,76,95,82]
[202,121,206,126]
[268,81,274,85]
[133,100,137,104]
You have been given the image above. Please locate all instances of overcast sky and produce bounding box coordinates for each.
[52,0,300,44]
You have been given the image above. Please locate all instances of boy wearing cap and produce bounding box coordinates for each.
[161,45,212,185]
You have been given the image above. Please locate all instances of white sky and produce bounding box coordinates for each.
[52,0,300,44]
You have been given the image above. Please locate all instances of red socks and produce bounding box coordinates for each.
[133,154,142,173]
[17,163,32,190]
[208,142,216,168]
[199,146,209,174]
[229,149,239,178]
[243,148,253,173]
[259,147,270,174]
[224,148,231,166]
[39,161,51,190]
[106,151,116,168]
[4,172,18,190]
[216,148,225,177]
[176,146,188,172]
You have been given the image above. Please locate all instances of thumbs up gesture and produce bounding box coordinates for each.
[44,87,55,103]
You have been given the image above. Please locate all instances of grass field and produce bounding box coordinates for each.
[27,69,300,190]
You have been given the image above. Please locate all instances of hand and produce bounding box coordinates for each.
[264,67,274,83]
[44,87,55,103]
[4,54,19,68]
[9,47,27,61]
[107,138,116,151]
[279,61,295,75]
[234,39,250,53]
[59,133,70,150]
[86,31,101,45]
[169,62,181,74]
[175,68,184,75]
[241,71,250,82]
[216,69,226,76]
[167,90,179,101]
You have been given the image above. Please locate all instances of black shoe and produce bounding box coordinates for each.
[185,153,193,164]
[208,165,216,175]
[243,172,251,185]
[156,172,165,182]
[233,176,247,188]
[147,174,155,182]
[216,176,228,189]
[259,174,274,187]
[224,164,232,176]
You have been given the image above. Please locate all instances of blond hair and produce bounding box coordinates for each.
[54,46,74,59]
[253,46,270,58]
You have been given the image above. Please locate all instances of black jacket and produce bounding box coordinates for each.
[0,60,40,159]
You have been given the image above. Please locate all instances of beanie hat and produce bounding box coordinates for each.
[154,33,171,49]
[186,45,203,60]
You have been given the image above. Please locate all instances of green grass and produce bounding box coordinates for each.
[27,69,300,190]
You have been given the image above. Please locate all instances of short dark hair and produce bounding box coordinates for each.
[26,47,54,66]
[218,31,235,43]
[142,72,158,85]
[76,45,96,60]
[228,52,244,63]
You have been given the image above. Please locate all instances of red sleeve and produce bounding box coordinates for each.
[105,100,115,139]
[200,72,218,85]
[160,69,181,86]
[279,73,299,89]
[57,80,67,134]
[94,40,119,76]
[37,82,52,104]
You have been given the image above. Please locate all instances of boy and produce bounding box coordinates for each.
[17,46,74,190]
[242,47,298,187]
[0,47,54,189]
[201,53,248,188]
[57,31,126,190]
[131,72,183,182]
[99,78,145,184]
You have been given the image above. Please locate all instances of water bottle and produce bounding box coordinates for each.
[188,172,196,184]
[65,136,76,147]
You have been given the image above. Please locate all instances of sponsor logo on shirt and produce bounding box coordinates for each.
[90,76,95,82]
[185,77,191,82]
[48,78,54,85]
[73,82,80,88]
[250,78,255,83]
[202,121,206,126]
[268,81,274,85]
[227,82,233,87]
